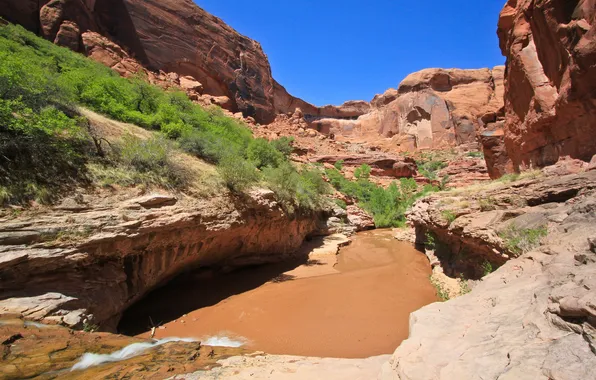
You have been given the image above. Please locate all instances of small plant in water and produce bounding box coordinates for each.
[499,224,548,256]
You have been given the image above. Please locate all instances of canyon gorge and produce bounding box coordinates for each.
[0,0,595,379]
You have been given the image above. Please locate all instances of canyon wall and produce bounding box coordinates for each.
[497,0,596,172]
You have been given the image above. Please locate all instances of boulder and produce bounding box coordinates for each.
[346,205,375,231]
[178,76,203,94]
[53,20,80,51]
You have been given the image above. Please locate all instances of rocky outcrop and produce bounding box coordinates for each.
[0,190,327,330]
[308,67,505,154]
[0,319,246,379]
[497,0,596,171]
[381,170,596,379]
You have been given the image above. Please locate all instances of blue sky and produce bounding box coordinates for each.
[196,0,506,106]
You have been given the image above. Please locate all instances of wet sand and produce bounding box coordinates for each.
[118,229,437,358]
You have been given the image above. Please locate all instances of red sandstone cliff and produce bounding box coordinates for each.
[497,0,596,173]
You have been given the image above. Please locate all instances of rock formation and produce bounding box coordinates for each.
[0,189,329,329]
[497,0,596,173]
[310,67,505,154]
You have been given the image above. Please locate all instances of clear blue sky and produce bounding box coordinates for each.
[196,0,506,106]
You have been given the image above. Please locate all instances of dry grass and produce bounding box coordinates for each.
[81,107,225,196]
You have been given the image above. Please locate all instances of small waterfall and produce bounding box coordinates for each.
[71,335,245,371]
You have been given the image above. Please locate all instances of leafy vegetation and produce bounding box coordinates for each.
[499,224,548,256]
[416,156,447,181]
[326,164,438,228]
[481,260,494,276]
[424,231,437,250]
[333,160,344,170]
[441,209,457,224]
[0,23,328,209]
[466,151,484,158]
[430,275,450,301]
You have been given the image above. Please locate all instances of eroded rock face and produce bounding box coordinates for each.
[381,170,596,379]
[309,67,505,154]
[498,0,596,171]
[0,190,327,330]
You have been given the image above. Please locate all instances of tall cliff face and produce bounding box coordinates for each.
[497,0,596,171]
[0,0,326,123]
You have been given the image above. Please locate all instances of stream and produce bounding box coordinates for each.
[118,229,437,358]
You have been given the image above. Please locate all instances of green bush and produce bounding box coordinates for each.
[90,135,186,189]
[247,138,284,169]
[334,199,347,210]
[354,164,371,180]
[325,168,438,228]
[441,210,457,224]
[466,151,484,158]
[334,160,344,170]
[417,159,447,181]
[481,260,494,276]
[217,156,260,192]
[270,136,294,157]
[263,162,329,211]
[499,224,548,256]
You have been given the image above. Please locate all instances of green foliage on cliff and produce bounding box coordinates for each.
[325,167,438,228]
[0,23,328,208]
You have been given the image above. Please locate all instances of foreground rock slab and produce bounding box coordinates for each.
[174,354,391,380]
[381,170,596,380]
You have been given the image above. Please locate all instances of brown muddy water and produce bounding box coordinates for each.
[118,229,437,358]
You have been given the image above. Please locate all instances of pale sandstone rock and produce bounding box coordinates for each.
[381,170,596,380]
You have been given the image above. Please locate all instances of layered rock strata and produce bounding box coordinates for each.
[497,0,596,172]
[0,190,327,330]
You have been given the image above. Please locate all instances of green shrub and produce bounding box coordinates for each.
[499,224,548,256]
[441,210,457,224]
[217,156,259,192]
[90,135,186,189]
[334,199,347,210]
[270,136,294,157]
[247,138,283,169]
[430,275,450,301]
[334,160,344,170]
[417,159,447,181]
[263,162,329,211]
[481,260,494,276]
[466,151,484,158]
[425,231,436,250]
[118,135,171,173]
[354,164,372,180]
[325,168,438,228]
